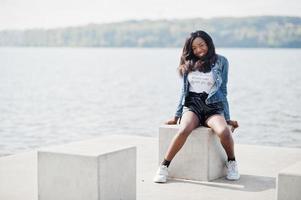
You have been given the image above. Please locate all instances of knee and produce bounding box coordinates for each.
[217,127,232,140]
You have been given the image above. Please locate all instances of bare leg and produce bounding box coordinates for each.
[206,114,235,159]
[164,111,200,161]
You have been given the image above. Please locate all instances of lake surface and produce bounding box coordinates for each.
[0,47,300,155]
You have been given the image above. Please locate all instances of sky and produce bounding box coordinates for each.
[0,0,300,30]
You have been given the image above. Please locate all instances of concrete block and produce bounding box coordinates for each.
[277,161,301,200]
[38,145,136,200]
[159,125,227,181]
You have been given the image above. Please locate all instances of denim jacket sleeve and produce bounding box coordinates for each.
[221,57,230,121]
[175,77,185,118]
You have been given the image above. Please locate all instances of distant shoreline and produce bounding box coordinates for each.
[1,46,301,49]
[1,16,301,48]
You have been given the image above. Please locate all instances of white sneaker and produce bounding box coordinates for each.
[153,165,168,183]
[226,160,240,181]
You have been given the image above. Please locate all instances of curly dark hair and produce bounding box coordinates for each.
[178,30,217,76]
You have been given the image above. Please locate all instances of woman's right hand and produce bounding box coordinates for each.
[165,116,179,125]
[227,120,239,132]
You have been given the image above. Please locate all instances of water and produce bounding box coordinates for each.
[0,47,301,156]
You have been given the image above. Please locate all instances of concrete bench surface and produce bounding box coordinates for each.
[37,137,137,200]
[39,138,136,156]
[278,161,301,175]
[38,146,136,200]
[159,125,227,181]
[277,161,301,200]
[1,135,301,200]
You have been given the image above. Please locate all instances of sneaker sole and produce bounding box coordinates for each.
[153,179,167,183]
[226,175,240,181]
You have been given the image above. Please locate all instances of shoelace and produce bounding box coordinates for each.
[228,161,236,172]
[159,166,168,175]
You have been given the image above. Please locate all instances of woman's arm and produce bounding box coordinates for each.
[220,57,230,121]
[220,57,239,132]
[175,81,185,118]
[165,77,184,125]
[165,61,188,124]
[175,63,187,118]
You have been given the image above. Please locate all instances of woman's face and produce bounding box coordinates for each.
[192,37,208,58]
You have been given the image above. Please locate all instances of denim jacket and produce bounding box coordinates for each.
[175,54,231,121]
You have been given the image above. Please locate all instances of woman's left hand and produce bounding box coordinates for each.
[227,120,239,133]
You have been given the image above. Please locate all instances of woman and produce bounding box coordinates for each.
[153,30,240,183]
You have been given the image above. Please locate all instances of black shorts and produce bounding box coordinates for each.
[182,92,224,126]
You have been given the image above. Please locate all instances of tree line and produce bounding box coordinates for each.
[0,16,301,48]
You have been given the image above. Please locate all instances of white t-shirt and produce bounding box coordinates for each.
[188,70,215,94]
